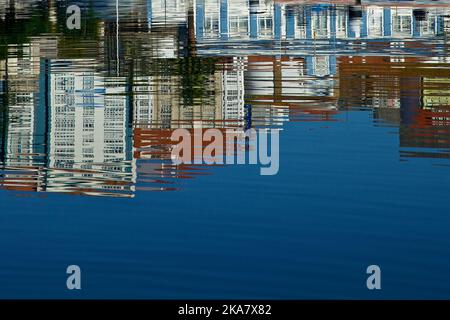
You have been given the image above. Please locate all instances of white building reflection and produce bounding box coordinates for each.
[47,60,134,196]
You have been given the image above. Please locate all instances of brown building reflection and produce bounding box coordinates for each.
[245,56,338,126]
[338,55,450,159]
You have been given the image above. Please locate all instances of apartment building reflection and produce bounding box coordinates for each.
[338,53,450,159]
[2,0,450,197]
[401,76,450,159]
[245,55,338,126]
[195,1,448,40]
[46,59,134,197]
[132,56,248,169]
[0,38,57,192]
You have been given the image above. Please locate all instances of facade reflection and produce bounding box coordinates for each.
[1,0,450,196]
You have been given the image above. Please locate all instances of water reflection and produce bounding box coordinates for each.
[1,0,450,197]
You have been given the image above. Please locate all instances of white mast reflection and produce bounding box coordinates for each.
[116,0,120,76]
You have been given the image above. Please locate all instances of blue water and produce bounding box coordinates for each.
[0,112,449,299]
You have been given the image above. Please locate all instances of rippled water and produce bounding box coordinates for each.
[0,0,450,298]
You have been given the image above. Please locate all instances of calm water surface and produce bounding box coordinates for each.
[0,0,450,298]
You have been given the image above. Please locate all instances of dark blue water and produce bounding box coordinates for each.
[1,112,449,299]
[1,0,450,299]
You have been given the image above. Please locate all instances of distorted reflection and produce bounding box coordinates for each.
[1,0,450,197]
